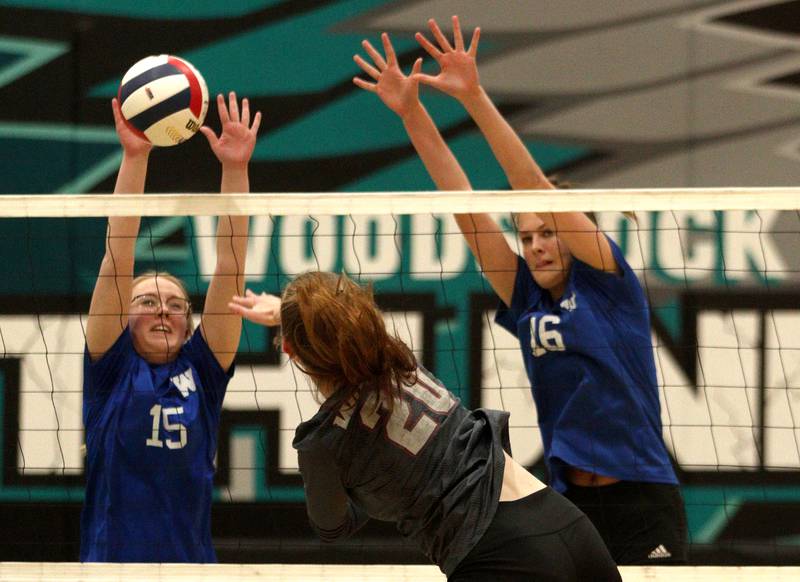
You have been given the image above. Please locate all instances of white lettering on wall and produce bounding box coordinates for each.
[410,215,468,279]
[193,216,275,281]
[342,215,400,279]
[280,215,337,275]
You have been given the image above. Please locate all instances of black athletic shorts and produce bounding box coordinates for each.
[449,487,621,582]
[564,480,688,565]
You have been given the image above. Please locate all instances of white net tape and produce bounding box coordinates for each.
[1,187,798,217]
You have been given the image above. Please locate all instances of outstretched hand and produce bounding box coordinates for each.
[228,289,282,327]
[353,32,423,119]
[111,97,152,158]
[414,15,481,102]
[200,92,261,167]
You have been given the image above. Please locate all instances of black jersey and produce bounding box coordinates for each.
[293,366,510,576]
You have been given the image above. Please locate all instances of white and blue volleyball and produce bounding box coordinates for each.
[118,55,209,147]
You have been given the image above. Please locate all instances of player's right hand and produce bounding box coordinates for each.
[111,97,152,157]
[229,289,282,327]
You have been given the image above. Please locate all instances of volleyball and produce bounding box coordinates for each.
[118,55,209,147]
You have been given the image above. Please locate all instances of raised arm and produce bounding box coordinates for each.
[298,448,370,542]
[353,33,517,304]
[85,99,151,360]
[228,290,281,327]
[417,16,616,274]
[198,92,261,371]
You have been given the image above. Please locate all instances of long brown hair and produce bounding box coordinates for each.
[280,272,417,407]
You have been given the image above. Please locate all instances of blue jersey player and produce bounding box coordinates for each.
[230,272,621,581]
[356,19,688,564]
[81,93,261,562]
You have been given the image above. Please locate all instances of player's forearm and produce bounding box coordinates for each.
[213,216,248,280]
[310,501,369,543]
[88,222,138,350]
[113,151,149,195]
[402,104,471,192]
[220,161,249,195]
[102,216,139,274]
[216,163,249,274]
[298,449,362,541]
[461,88,552,190]
[106,151,146,264]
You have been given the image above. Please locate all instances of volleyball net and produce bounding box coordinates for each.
[0,188,799,568]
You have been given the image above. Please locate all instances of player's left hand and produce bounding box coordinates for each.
[229,289,281,327]
[200,92,261,166]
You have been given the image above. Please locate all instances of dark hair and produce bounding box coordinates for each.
[547,174,571,190]
[280,272,417,408]
[511,175,636,228]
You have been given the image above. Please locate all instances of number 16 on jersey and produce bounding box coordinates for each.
[530,315,565,357]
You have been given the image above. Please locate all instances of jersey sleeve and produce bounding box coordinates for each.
[182,327,234,409]
[297,447,370,542]
[83,327,134,407]
[494,254,541,336]
[572,236,647,307]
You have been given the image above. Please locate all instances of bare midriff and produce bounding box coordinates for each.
[566,466,620,487]
[499,452,546,501]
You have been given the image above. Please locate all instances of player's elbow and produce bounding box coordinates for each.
[309,519,351,543]
[315,530,344,544]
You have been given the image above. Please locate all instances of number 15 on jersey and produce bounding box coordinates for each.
[146,404,187,449]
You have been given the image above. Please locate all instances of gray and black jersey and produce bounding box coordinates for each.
[292,366,510,576]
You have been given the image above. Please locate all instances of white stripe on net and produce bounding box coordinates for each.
[1,187,799,217]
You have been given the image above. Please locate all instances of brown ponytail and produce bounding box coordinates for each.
[280,272,417,407]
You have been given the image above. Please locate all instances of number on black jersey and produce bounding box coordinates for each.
[334,371,457,455]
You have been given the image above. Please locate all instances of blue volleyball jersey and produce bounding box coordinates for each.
[81,327,232,563]
[495,238,677,493]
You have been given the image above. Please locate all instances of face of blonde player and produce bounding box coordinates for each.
[517,212,573,300]
[128,276,189,364]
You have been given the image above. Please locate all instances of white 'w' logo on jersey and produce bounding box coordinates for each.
[559,291,577,312]
[171,369,196,398]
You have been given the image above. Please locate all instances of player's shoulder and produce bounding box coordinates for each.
[571,238,646,305]
[293,403,339,450]
[180,327,211,358]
